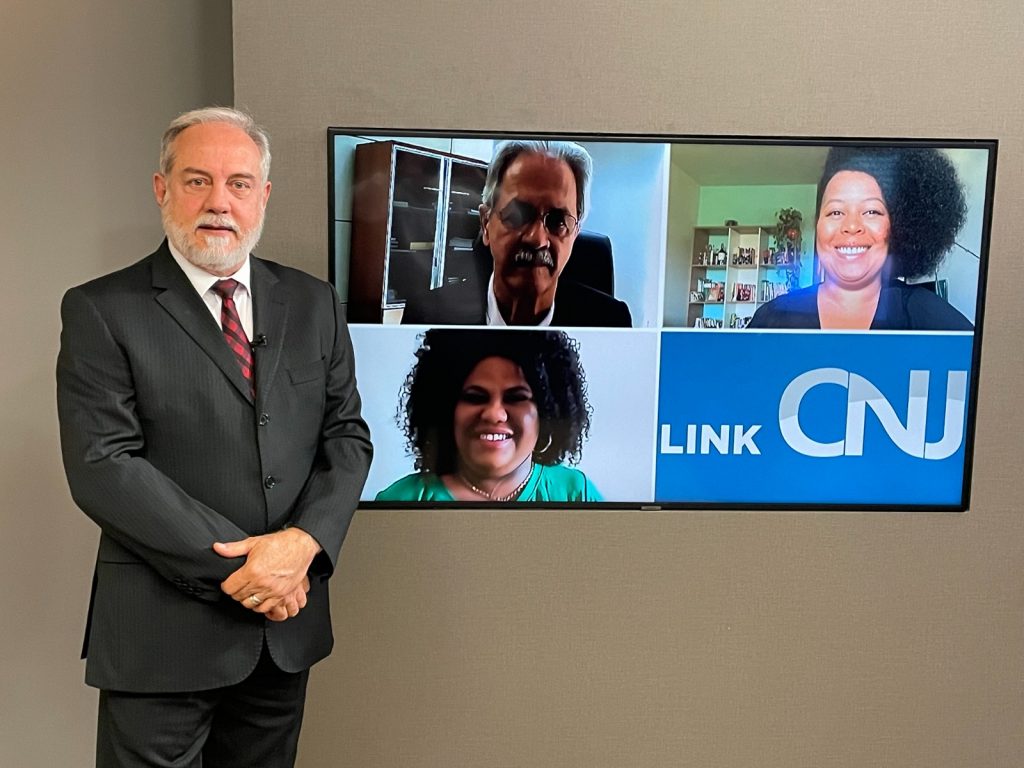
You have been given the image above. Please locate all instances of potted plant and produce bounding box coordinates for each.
[773,207,803,288]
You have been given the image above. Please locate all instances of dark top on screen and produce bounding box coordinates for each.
[401,276,632,327]
[748,280,974,331]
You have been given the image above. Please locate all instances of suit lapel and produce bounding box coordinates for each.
[151,242,255,404]
[250,257,288,400]
[551,280,586,327]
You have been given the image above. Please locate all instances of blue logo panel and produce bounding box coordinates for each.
[655,332,975,506]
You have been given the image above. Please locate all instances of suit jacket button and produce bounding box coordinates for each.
[258,413,270,426]
[264,475,277,489]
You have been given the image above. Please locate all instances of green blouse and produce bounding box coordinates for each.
[375,463,603,503]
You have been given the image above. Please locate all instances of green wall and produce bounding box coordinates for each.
[698,184,818,286]
[697,184,816,229]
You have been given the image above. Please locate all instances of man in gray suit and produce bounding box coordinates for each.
[57,107,372,767]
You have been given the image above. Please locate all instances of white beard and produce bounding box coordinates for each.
[162,208,264,274]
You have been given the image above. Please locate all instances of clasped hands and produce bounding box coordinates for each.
[213,527,322,622]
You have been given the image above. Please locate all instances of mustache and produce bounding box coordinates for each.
[510,246,555,271]
[194,215,239,234]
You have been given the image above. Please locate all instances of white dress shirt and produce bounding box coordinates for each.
[485,273,555,327]
[168,243,254,340]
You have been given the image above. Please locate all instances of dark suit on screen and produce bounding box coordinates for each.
[401,277,633,327]
[400,230,633,327]
[57,241,372,694]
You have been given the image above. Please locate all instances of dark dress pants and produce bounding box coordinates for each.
[96,642,309,768]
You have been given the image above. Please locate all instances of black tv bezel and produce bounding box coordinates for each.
[327,127,997,513]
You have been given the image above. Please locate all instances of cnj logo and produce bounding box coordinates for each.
[780,368,967,460]
[660,368,967,461]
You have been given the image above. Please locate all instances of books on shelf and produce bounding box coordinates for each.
[731,247,757,266]
[408,241,434,250]
[760,249,798,266]
[731,283,755,302]
[729,314,752,329]
[694,278,725,303]
[694,317,723,329]
[759,280,790,302]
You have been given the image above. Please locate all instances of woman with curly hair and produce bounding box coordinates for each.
[749,146,973,330]
[375,328,602,502]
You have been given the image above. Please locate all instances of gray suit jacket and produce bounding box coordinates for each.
[57,241,372,693]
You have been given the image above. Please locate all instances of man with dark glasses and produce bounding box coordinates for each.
[402,140,632,327]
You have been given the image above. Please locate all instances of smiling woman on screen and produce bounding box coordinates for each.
[749,146,974,331]
[375,328,602,503]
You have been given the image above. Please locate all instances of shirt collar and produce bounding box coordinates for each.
[485,273,554,327]
[167,240,252,298]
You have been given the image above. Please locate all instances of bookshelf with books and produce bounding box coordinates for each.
[349,141,487,322]
[757,246,801,305]
[686,225,799,329]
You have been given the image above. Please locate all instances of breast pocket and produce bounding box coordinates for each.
[288,358,325,386]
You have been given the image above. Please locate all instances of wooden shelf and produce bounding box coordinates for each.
[686,224,801,330]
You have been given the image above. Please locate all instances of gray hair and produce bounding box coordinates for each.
[481,140,593,222]
[159,107,271,182]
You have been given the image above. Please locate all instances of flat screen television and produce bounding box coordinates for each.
[328,129,995,511]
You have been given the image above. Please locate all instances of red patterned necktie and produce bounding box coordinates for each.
[211,279,255,398]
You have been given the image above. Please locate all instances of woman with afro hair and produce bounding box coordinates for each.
[375,328,602,503]
[749,146,973,330]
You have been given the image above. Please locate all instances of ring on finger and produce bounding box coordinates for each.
[248,594,262,606]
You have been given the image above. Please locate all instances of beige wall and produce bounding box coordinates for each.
[232,1,1024,767]
[5,0,1022,765]
[0,1,233,764]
